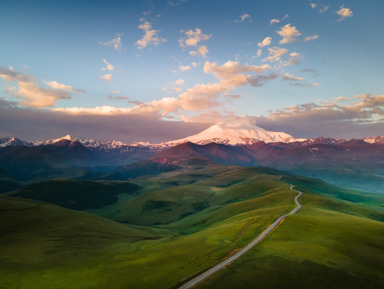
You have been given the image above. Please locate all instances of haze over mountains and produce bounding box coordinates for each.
[1,120,384,193]
[1,120,384,150]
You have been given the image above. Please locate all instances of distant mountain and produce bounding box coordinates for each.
[0,137,41,147]
[2,120,384,150]
[161,120,300,147]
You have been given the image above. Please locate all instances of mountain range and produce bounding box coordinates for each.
[1,121,383,192]
[1,120,383,150]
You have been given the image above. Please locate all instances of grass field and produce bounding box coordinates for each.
[1,166,383,289]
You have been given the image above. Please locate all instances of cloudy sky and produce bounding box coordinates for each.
[1,0,384,142]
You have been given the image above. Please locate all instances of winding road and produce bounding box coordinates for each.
[178,185,302,289]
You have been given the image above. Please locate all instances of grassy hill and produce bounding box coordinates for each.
[8,179,141,210]
[1,166,384,289]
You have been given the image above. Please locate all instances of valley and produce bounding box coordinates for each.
[1,164,384,289]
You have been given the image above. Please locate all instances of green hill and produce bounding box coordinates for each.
[1,166,383,289]
[9,179,141,210]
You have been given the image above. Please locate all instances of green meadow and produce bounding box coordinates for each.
[1,166,383,289]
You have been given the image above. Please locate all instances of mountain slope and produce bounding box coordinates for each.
[163,120,299,146]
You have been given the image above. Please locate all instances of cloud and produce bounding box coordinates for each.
[99,34,123,52]
[290,82,320,87]
[174,61,274,112]
[8,81,71,108]
[281,52,302,67]
[108,90,129,100]
[189,45,209,58]
[99,74,112,82]
[0,66,34,82]
[319,5,329,13]
[43,80,74,90]
[102,59,114,71]
[303,35,319,42]
[234,13,251,23]
[257,37,272,48]
[270,19,280,25]
[277,24,301,44]
[168,0,188,6]
[256,49,262,57]
[310,3,317,8]
[0,66,75,108]
[282,72,304,81]
[253,94,384,139]
[336,6,353,21]
[179,65,191,72]
[179,28,211,48]
[56,60,274,121]
[0,98,207,143]
[135,18,166,49]
[262,47,288,62]
[172,78,185,85]
[300,68,319,77]
[204,61,271,79]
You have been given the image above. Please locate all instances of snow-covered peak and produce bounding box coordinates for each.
[161,121,300,146]
[44,135,101,147]
[364,136,384,144]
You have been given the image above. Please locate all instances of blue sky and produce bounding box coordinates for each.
[1,0,384,142]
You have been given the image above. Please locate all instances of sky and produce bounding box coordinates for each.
[1,0,384,142]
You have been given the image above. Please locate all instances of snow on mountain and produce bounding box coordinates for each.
[43,134,101,148]
[298,137,346,146]
[364,136,384,144]
[161,120,300,146]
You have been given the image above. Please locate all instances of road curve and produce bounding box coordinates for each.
[178,185,302,289]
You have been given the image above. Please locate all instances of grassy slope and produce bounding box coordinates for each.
[0,197,160,289]
[0,167,297,289]
[194,185,384,289]
[1,166,384,289]
[8,179,141,210]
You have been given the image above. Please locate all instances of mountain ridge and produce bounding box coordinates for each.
[2,121,384,150]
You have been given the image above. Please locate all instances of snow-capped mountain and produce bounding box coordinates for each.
[364,136,384,144]
[2,121,384,151]
[43,134,101,148]
[0,137,42,147]
[161,120,301,146]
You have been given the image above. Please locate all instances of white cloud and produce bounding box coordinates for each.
[99,74,112,82]
[102,59,114,71]
[262,47,288,62]
[189,45,209,58]
[179,65,191,72]
[304,35,319,42]
[310,3,317,8]
[270,19,280,25]
[44,80,73,90]
[235,13,251,23]
[336,6,353,22]
[179,28,211,48]
[256,49,262,57]
[282,72,304,81]
[191,62,199,67]
[277,24,301,44]
[257,37,272,48]
[135,18,166,49]
[172,78,185,86]
[100,34,123,52]
[173,87,182,92]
